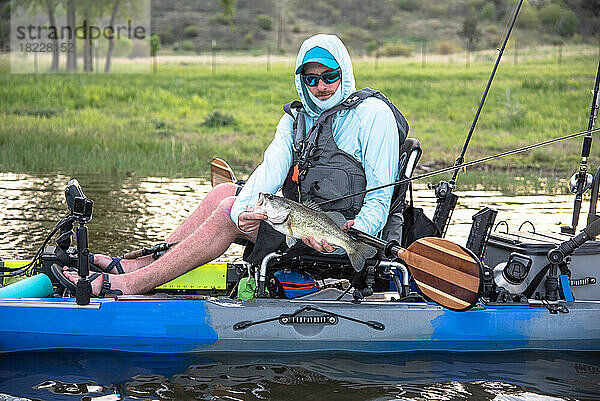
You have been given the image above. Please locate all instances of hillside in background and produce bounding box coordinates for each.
[150,0,600,56]
[0,0,598,55]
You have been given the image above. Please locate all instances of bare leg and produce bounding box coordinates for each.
[91,182,239,273]
[64,195,256,295]
[166,183,239,243]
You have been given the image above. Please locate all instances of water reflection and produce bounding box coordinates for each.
[0,351,598,401]
[0,172,588,260]
[0,173,244,260]
[1,173,599,400]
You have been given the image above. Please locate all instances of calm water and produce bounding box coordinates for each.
[1,351,599,401]
[0,172,582,260]
[1,172,599,401]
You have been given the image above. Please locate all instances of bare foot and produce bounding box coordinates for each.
[91,254,152,274]
[63,267,129,296]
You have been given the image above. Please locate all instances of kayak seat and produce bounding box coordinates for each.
[380,137,422,245]
[390,137,422,215]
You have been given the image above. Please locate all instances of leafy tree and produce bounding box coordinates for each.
[256,15,273,31]
[480,2,496,21]
[104,0,121,72]
[539,3,579,37]
[556,7,579,37]
[243,32,253,47]
[11,0,60,70]
[459,14,481,68]
[517,2,541,30]
[365,40,379,55]
[77,0,107,72]
[66,0,76,71]
[104,0,147,72]
[150,34,160,54]
[0,1,11,51]
[219,0,236,30]
[180,40,194,51]
[184,25,200,38]
[374,40,413,57]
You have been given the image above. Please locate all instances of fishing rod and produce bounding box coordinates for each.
[316,126,600,207]
[431,0,524,237]
[122,241,179,260]
[562,57,600,235]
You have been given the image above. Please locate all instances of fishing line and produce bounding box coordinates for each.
[317,126,600,206]
[449,0,523,187]
[497,0,520,51]
[417,0,525,237]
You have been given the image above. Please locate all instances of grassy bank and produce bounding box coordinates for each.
[0,48,598,190]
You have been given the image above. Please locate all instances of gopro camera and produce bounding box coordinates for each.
[65,179,93,222]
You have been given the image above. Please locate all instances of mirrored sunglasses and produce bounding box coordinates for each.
[300,68,341,87]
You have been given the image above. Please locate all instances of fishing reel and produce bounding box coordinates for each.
[568,172,593,194]
[427,180,453,198]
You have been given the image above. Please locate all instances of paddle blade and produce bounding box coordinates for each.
[210,158,236,187]
[403,237,482,311]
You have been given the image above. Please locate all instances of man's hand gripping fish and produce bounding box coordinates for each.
[254,193,377,271]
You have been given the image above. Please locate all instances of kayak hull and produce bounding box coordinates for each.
[1,296,599,354]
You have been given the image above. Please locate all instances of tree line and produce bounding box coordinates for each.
[6,0,145,72]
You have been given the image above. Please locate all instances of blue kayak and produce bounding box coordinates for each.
[1,293,599,354]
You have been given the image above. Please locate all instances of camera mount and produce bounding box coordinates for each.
[61,179,94,305]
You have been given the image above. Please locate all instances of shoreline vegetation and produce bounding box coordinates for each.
[1,45,599,193]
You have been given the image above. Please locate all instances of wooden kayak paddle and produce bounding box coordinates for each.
[210,158,237,187]
[349,228,482,311]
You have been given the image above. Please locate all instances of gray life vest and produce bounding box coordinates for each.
[281,88,409,225]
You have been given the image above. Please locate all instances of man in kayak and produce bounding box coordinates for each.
[60,33,401,296]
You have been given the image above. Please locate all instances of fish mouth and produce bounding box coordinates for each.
[256,193,265,207]
[267,207,290,224]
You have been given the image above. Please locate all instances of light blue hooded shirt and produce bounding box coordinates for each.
[231,34,399,237]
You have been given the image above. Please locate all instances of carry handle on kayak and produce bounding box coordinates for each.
[349,228,482,311]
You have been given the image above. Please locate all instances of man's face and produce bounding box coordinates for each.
[302,62,341,101]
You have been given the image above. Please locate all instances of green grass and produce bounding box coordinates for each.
[0,48,598,191]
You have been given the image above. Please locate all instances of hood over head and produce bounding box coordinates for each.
[294,34,356,118]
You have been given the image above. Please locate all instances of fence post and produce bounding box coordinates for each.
[212,39,217,74]
[267,44,271,72]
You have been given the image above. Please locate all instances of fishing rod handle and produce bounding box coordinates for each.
[122,242,178,259]
[389,244,408,260]
[348,227,385,247]
[549,217,600,263]
[583,216,600,240]
[347,227,405,257]
[582,136,593,157]
[122,248,149,259]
